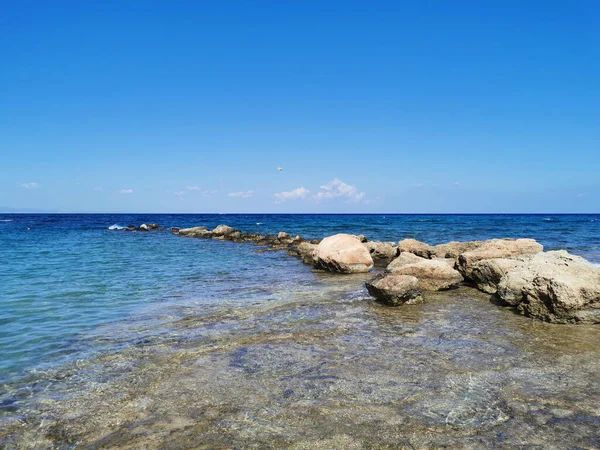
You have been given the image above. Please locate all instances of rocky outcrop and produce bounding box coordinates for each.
[365,274,422,306]
[178,226,213,238]
[295,242,318,265]
[388,260,464,291]
[468,257,528,294]
[386,252,427,272]
[459,239,543,269]
[431,241,483,261]
[212,224,237,238]
[497,251,600,323]
[313,234,374,273]
[397,239,432,258]
[364,241,398,265]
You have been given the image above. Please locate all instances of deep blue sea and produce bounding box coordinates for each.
[1,213,599,392]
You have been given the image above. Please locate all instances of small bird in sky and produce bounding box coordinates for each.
[277,167,282,171]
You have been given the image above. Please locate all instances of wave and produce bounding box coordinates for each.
[542,218,554,222]
[256,222,263,225]
[108,224,126,230]
[0,219,13,222]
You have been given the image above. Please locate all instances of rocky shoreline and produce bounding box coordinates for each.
[165,224,600,324]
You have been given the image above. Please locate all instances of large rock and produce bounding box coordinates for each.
[386,252,427,272]
[178,226,213,238]
[365,274,422,306]
[313,234,374,273]
[431,241,483,260]
[397,239,432,258]
[364,241,398,264]
[497,251,600,324]
[389,260,464,291]
[212,224,237,238]
[468,257,529,294]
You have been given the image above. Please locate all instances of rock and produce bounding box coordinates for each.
[357,235,368,243]
[125,225,136,231]
[365,274,422,306]
[212,224,237,238]
[397,238,432,258]
[171,227,181,234]
[147,223,160,230]
[468,257,529,294]
[310,239,321,245]
[228,231,242,241]
[432,257,457,269]
[277,231,290,240]
[364,241,398,264]
[386,252,427,272]
[138,224,150,231]
[178,226,213,238]
[497,251,600,323]
[313,234,374,273]
[431,241,483,260]
[459,238,543,280]
[296,242,318,265]
[389,260,464,291]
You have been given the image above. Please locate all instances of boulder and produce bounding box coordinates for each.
[459,239,543,274]
[386,252,427,272]
[365,274,422,306]
[178,226,213,238]
[397,238,432,258]
[364,241,398,264]
[468,257,529,294]
[497,251,600,324]
[313,234,374,273]
[357,234,368,243]
[138,223,150,231]
[212,224,237,238]
[277,231,290,240]
[432,257,457,269]
[296,242,318,265]
[431,241,483,261]
[389,259,464,291]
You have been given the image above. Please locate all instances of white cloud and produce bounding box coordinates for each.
[415,183,425,188]
[228,190,253,198]
[93,187,103,191]
[202,190,217,196]
[174,191,186,196]
[453,181,460,187]
[19,182,40,189]
[120,189,134,194]
[314,179,365,203]
[274,187,310,203]
[187,186,217,196]
[186,186,201,191]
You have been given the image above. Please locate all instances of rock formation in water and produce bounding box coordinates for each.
[365,273,422,306]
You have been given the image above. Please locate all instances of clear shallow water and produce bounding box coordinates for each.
[1,213,599,381]
[1,214,600,447]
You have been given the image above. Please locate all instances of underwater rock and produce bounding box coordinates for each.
[313,234,374,273]
[497,250,600,323]
[365,273,422,306]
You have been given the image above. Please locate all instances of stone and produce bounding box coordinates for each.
[356,235,368,243]
[497,251,600,323]
[365,273,422,306]
[313,234,374,273]
[363,241,398,264]
[397,238,432,258]
[178,226,213,238]
[431,241,484,261]
[432,257,457,269]
[386,252,427,272]
[211,224,237,238]
[389,259,464,291]
[459,238,543,272]
[278,231,290,240]
[468,257,529,294]
[296,242,318,265]
[138,224,150,231]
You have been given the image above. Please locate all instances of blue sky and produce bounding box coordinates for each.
[1,1,598,213]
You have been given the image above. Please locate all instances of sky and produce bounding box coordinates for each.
[1,1,599,213]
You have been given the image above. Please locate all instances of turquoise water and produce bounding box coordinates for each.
[1,213,599,388]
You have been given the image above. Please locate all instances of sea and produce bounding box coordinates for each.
[1,213,600,448]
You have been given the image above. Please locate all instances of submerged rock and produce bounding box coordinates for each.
[497,250,600,323]
[397,238,432,258]
[313,234,374,273]
[365,273,422,306]
[388,259,464,291]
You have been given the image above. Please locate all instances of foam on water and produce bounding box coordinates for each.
[108,224,126,230]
